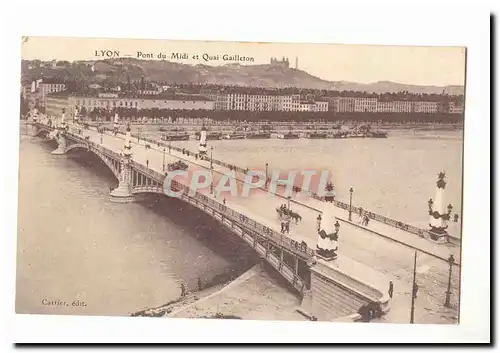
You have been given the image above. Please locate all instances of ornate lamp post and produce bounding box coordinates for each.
[348,187,354,221]
[428,172,454,238]
[316,209,340,261]
[444,254,455,307]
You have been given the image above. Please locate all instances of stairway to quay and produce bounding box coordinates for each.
[25,116,461,323]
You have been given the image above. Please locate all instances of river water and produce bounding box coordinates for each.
[172,129,464,228]
[15,127,463,317]
[16,134,256,316]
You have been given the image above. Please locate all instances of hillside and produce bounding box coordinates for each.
[20,58,464,95]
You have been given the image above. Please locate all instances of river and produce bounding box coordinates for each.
[15,127,463,317]
[171,128,464,229]
[16,134,257,316]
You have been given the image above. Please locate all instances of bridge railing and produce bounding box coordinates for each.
[168,179,314,259]
[306,190,441,240]
[129,160,165,182]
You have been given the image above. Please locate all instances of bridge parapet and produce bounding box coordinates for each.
[168,179,315,260]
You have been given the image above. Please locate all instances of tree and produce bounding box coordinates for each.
[20,93,29,117]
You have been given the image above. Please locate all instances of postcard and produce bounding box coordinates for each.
[17,36,468,329]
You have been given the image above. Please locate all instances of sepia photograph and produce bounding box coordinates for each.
[15,35,469,328]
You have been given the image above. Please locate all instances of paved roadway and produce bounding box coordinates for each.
[60,122,460,323]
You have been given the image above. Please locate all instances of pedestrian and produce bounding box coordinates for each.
[286,222,290,234]
[146,159,149,168]
[197,278,203,291]
[180,283,187,297]
[223,198,226,205]
[388,281,394,299]
[365,216,370,226]
[280,222,284,233]
[358,211,364,225]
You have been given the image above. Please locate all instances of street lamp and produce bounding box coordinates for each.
[287,195,291,211]
[316,214,322,232]
[210,165,214,195]
[163,148,166,172]
[137,127,141,142]
[348,187,354,221]
[410,250,418,324]
[98,118,103,144]
[265,162,269,187]
[444,254,455,307]
[210,146,214,169]
[334,220,340,235]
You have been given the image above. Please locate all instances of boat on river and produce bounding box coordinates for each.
[161,132,190,141]
[246,132,271,139]
[195,131,223,140]
[305,132,329,139]
[221,133,246,140]
[277,132,300,139]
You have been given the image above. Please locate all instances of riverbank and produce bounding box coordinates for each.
[133,264,307,321]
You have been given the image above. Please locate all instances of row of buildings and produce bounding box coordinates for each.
[326,97,463,114]
[23,78,464,117]
[206,93,329,112]
[205,94,463,114]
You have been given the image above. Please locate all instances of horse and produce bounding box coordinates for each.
[290,211,302,224]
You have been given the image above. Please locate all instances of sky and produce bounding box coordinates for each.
[21,36,466,86]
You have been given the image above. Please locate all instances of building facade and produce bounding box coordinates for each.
[354,98,378,112]
[211,93,328,112]
[331,97,356,113]
[412,101,439,114]
[45,96,70,117]
[21,78,67,109]
[448,101,464,114]
[45,93,215,117]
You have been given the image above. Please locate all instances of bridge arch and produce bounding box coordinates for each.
[34,127,52,137]
[64,143,121,180]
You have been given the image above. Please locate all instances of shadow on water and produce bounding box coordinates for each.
[65,147,260,290]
